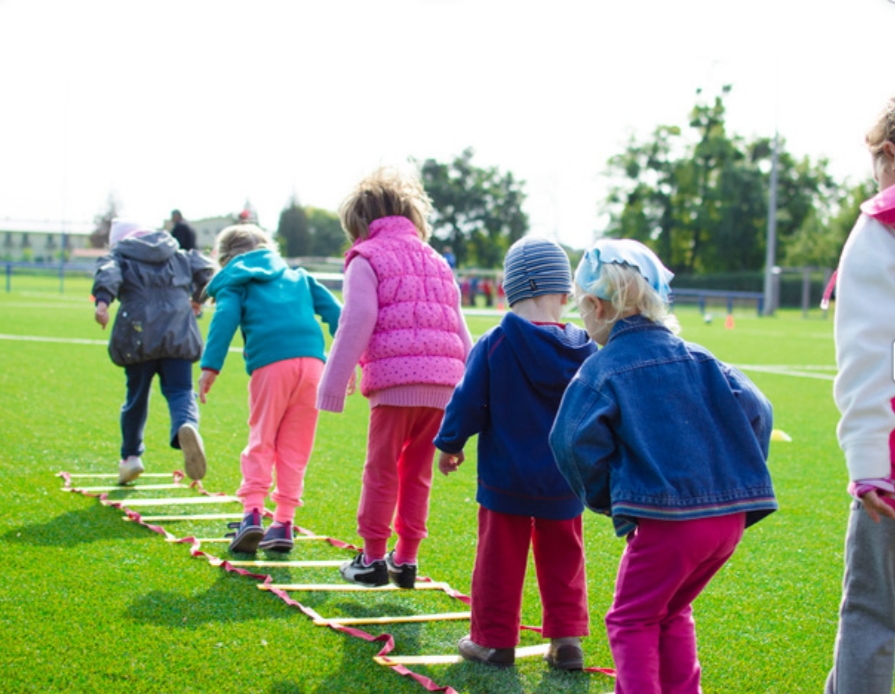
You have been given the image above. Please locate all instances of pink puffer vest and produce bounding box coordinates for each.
[345,216,466,396]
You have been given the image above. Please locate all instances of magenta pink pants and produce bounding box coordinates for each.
[607,513,745,694]
[470,507,589,648]
[357,405,443,559]
[237,357,323,523]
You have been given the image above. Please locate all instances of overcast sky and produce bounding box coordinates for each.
[1,0,892,249]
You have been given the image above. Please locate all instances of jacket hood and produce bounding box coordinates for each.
[114,231,180,263]
[206,248,288,297]
[861,185,895,226]
[499,311,595,399]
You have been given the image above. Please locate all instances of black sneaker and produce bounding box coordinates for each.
[226,509,264,553]
[386,550,417,589]
[258,521,294,553]
[340,552,388,586]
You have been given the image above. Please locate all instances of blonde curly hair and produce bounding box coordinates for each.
[866,98,895,158]
[339,166,433,242]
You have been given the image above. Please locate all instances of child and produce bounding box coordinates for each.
[197,224,341,554]
[316,166,472,587]
[93,220,214,485]
[549,238,777,694]
[434,236,596,670]
[825,98,895,694]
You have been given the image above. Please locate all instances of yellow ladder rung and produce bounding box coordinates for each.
[374,644,549,666]
[104,495,240,507]
[315,611,470,626]
[209,559,345,568]
[125,513,244,522]
[260,581,451,592]
[65,473,174,479]
[65,484,188,492]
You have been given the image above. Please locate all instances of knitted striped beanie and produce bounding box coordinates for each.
[502,236,572,307]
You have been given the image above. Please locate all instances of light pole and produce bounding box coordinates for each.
[762,131,779,316]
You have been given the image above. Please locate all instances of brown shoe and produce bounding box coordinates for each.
[544,637,584,670]
[458,636,515,667]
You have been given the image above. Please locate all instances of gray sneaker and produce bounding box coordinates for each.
[458,636,515,667]
[117,456,144,485]
[544,637,584,670]
[177,424,206,481]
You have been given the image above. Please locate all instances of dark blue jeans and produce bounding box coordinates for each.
[120,358,199,459]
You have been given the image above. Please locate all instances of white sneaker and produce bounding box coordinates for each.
[118,456,144,485]
[177,423,206,481]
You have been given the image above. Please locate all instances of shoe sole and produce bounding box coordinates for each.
[178,424,206,481]
[117,468,143,485]
[258,539,294,552]
[229,527,263,553]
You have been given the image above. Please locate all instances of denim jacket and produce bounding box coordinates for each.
[549,315,776,536]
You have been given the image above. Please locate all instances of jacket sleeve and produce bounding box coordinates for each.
[723,364,773,460]
[307,274,342,338]
[549,374,615,514]
[316,258,378,413]
[92,254,122,304]
[199,285,242,373]
[433,336,491,454]
[188,250,215,303]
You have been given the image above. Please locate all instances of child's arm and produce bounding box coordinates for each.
[549,376,615,514]
[722,364,773,458]
[316,258,378,413]
[199,286,242,375]
[307,274,343,338]
[94,301,110,329]
[197,369,217,404]
[433,338,490,458]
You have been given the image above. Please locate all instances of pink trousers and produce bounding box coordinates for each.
[607,513,745,694]
[238,357,323,523]
[357,405,443,561]
[470,507,589,648]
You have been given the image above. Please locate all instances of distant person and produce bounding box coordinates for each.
[550,238,776,694]
[442,245,456,271]
[92,220,213,485]
[170,209,197,251]
[198,224,341,554]
[435,237,596,670]
[316,166,472,588]
[825,98,895,694]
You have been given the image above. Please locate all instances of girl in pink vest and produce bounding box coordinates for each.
[317,167,473,588]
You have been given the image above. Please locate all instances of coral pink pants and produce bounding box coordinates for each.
[470,507,589,648]
[238,357,323,523]
[607,513,745,694]
[357,405,443,561]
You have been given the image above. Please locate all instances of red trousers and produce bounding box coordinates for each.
[470,506,590,648]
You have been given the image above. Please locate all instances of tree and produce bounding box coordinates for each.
[603,87,838,274]
[89,193,120,249]
[306,207,347,257]
[421,148,529,268]
[276,196,311,257]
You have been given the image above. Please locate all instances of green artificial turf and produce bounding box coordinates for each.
[0,277,847,693]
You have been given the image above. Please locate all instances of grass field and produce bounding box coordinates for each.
[0,275,847,693]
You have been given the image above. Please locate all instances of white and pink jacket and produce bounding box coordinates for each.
[316,216,471,413]
[834,185,895,505]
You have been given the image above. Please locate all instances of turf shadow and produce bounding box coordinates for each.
[2,506,148,547]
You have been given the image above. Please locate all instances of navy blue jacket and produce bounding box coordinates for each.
[434,311,597,520]
[550,315,777,536]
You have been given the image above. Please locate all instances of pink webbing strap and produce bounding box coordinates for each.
[57,470,616,688]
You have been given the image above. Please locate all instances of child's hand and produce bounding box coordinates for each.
[861,489,895,523]
[197,369,217,404]
[346,368,358,396]
[94,302,109,329]
[191,300,203,316]
[438,451,464,476]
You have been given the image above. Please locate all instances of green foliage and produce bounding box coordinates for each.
[276,195,311,257]
[306,206,348,257]
[421,148,529,269]
[0,276,853,693]
[604,87,841,273]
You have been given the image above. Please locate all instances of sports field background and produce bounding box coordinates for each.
[0,274,845,693]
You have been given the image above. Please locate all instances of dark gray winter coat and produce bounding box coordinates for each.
[92,231,214,367]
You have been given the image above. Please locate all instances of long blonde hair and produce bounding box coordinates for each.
[338,166,433,242]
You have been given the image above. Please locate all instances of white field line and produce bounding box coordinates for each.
[0,333,836,380]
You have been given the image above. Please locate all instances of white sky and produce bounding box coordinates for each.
[0,0,892,249]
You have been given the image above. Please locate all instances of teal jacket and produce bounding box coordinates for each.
[200,249,342,375]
